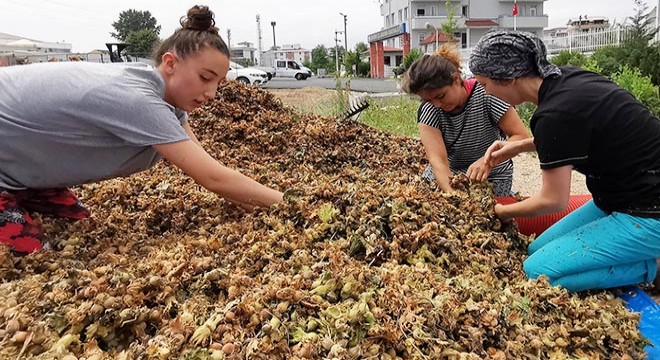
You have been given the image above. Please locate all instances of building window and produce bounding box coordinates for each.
[386,15,390,27]
[395,55,403,66]
[404,7,408,20]
[462,6,468,17]
[384,56,391,66]
[430,6,438,16]
[398,10,402,23]
[419,33,426,43]
[530,5,537,16]
[417,8,425,16]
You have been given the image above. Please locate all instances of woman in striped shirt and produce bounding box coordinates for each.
[402,44,529,196]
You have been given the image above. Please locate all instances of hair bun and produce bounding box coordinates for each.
[432,43,462,70]
[180,5,218,34]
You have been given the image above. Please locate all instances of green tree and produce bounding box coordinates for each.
[342,42,369,77]
[620,0,660,84]
[589,1,660,85]
[328,46,345,75]
[310,45,331,74]
[440,0,459,40]
[111,9,161,42]
[354,42,370,77]
[402,48,423,71]
[125,29,160,59]
[627,0,658,43]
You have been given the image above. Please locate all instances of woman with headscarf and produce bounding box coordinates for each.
[469,30,660,292]
[402,43,529,196]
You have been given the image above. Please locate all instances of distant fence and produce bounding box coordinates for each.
[455,28,637,64]
[542,28,635,54]
[0,51,152,67]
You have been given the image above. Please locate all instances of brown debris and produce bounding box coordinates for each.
[0,82,647,359]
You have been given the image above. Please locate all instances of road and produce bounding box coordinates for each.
[262,77,402,94]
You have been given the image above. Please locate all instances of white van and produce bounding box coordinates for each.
[274,60,312,80]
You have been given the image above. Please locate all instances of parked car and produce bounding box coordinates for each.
[226,61,269,85]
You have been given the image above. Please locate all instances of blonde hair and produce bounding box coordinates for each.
[402,43,462,94]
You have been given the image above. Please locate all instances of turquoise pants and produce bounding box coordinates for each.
[524,200,660,292]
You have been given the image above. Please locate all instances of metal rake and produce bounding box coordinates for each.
[338,97,370,122]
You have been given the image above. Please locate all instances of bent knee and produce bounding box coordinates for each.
[523,257,555,283]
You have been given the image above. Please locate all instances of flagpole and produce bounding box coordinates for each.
[513,0,517,31]
[656,0,659,42]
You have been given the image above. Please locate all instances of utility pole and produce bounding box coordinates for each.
[339,13,348,50]
[226,29,231,52]
[426,22,439,51]
[656,0,659,42]
[334,30,344,74]
[270,21,277,50]
[256,15,262,65]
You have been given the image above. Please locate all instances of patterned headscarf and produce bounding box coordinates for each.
[469,30,561,80]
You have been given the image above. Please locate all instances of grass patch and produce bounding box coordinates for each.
[360,95,420,138]
[515,102,537,130]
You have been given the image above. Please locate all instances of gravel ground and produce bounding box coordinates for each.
[267,88,591,196]
[512,153,590,196]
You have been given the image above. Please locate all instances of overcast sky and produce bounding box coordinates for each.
[2,0,658,53]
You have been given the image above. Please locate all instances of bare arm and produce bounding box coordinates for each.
[484,138,537,167]
[182,122,203,147]
[494,165,572,221]
[498,107,530,142]
[419,124,453,192]
[466,107,530,182]
[153,127,282,211]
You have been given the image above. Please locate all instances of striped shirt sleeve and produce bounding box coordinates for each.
[485,94,511,125]
[417,101,444,130]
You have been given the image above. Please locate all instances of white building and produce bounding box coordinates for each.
[566,16,610,33]
[259,44,311,66]
[0,32,71,53]
[379,0,547,50]
[368,0,548,77]
[230,41,257,66]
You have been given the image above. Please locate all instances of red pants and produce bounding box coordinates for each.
[0,188,90,253]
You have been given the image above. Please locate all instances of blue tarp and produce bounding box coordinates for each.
[621,288,660,359]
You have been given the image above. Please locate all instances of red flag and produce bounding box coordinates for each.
[512,2,519,16]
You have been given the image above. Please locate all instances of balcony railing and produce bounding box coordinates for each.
[411,16,466,30]
[498,15,549,29]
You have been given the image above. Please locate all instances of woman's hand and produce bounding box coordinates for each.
[153,140,283,210]
[494,203,513,223]
[466,157,491,182]
[484,138,535,167]
[484,140,513,167]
